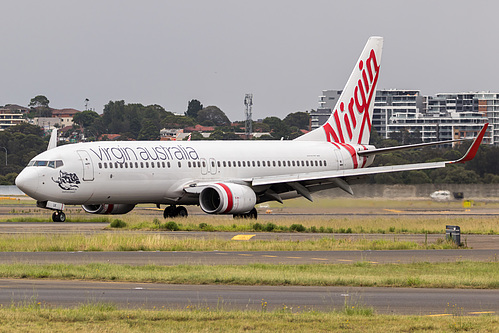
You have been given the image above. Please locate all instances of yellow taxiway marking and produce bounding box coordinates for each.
[468,311,495,315]
[425,314,452,317]
[231,234,256,241]
[262,255,277,258]
[238,254,253,256]
[311,258,328,261]
[337,259,353,262]
[384,209,403,213]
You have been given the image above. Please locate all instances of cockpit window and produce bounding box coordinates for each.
[28,160,64,168]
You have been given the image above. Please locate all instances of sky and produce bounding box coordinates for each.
[1,0,499,121]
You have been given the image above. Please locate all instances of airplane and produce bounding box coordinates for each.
[15,36,488,222]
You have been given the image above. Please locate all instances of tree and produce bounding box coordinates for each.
[138,119,159,140]
[197,106,230,126]
[185,99,203,119]
[72,110,100,128]
[29,95,50,108]
[283,111,310,130]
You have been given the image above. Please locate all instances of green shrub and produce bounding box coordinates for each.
[199,222,208,230]
[163,221,179,231]
[110,219,126,228]
[252,223,264,231]
[265,223,277,232]
[290,224,306,232]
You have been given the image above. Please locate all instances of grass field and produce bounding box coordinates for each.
[0,262,497,289]
[0,233,461,252]
[0,303,497,332]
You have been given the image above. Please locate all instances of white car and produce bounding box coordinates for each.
[430,190,452,201]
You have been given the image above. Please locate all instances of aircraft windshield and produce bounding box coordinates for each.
[27,160,64,169]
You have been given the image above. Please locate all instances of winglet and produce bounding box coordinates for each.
[47,128,58,150]
[450,123,488,164]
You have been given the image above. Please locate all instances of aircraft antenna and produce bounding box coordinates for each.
[244,93,253,139]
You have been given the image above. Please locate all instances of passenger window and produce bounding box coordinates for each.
[324,160,327,167]
[124,162,128,168]
[104,163,108,169]
[178,162,181,168]
[120,163,123,168]
[223,161,226,167]
[273,161,276,167]
[292,161,295,167]
[98,163,102,169]
[287,161,291,167]
[109,163,113,169]
[306,161,309,167]
[129,163,133,168]
[157,162,161,168]
[211,161,215,168]
[162,162,165,168]
[188,162,192,168]
[257,161,260,167]
[167,162,171,168]
[262,161,265,167]
[140,162,144,168]
[145,162,149,168]
[197,161,201,167]
[238,161,241,167]
[217,161,221,168]
[151,162,154,168]
[252,161,255,167]
[278,161,281,167]
[319,161,323,167]
[242,161,246,167]
[135,162,139,168]
[228,161,231,167]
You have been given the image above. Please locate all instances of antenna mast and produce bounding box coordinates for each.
[244,93,253,139]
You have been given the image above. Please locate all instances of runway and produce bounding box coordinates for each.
[0,249,497,265]
[0,279,497,315]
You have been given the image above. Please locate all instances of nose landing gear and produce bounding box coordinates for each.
[52,210,66,222]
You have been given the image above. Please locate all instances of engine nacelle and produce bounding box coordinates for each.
[199,183,256,214]
[82,204,135,215]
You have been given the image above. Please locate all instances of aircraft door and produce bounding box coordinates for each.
[77,150,94,181]
[209,158,217,175]
[333,149,343,170]
[200,158,208,175]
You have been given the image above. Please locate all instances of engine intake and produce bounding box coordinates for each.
[199,183,256,214]
[82,204,135,215]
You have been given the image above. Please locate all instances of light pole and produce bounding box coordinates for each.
[0,147,6,166]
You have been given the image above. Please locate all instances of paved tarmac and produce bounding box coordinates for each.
[0,249,497,265]
[0,279,497,315]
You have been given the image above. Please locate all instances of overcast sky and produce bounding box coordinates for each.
[1,0,498,121]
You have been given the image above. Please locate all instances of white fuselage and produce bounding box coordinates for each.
[16,140,374,206]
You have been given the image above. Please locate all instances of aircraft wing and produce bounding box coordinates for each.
[248,122,487,200]
[184,123,487,201]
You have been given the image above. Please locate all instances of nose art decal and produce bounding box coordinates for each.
[52,170,81,191]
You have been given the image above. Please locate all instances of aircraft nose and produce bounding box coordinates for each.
[15,168,39,197]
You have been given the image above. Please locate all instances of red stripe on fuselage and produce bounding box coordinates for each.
[338,143,358,169]
[217,183,233,213]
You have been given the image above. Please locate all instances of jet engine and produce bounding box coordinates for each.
[82,204,136,215]
[199,183,256,214]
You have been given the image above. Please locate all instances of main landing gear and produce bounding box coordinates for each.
[52,210,66,222]
[233,207,258,219]
[163,205,188,218]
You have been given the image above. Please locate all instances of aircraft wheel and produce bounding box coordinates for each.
[248,208,258,220]
[174,206,188,218]
[52,211,66,222]
[163,206,176,219]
